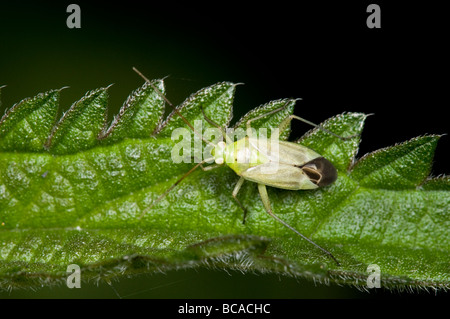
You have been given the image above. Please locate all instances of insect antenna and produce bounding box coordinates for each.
[290,114,356,141]
[199,105,232,144]
[132,67,216,147]
[268,209,341,266]
[265,100,358,141]
[133,67,221,218]
[139,157,214,219]
[258,184,340,265]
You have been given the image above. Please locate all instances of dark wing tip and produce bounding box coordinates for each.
[302,157,337,187]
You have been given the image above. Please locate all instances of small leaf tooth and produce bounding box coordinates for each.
[0,85,5,109]
[350,134,442,189]
[353,134,442,165]
[57,86,70,92]
[155,81,236,137]
[297,112,368,141]
[53,87,108,127]
[293,112,368,172]
[0,89,60,152]
[45,87,109,154]
[0,89,58,131]
[155,82,205,133]
[232,98,296,141]
[100,79,165,141]
[419,174,450,191]
[233,98,296,130]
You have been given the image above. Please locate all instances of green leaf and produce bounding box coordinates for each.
[45,87,109,154]
[350,135,440,189]
[0,89,60,152]
[156,82,236,137]
[297,112,367,171]
[0,81,448,291]
[99,80,165,142]
[233,99,296,140]
[421,175,450,191]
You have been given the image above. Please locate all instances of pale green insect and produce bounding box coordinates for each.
[134,68,349,265]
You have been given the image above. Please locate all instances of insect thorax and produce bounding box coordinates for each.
[223,137,271,175]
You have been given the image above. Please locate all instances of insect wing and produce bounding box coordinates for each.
[248,137,321,166]
[276,141,322,166]
[241,162,318,190]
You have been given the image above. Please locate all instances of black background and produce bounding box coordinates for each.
[0,1,448,299]
[0,1,448,175]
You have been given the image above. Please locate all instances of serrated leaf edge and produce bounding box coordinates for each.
[43,86,111,152]
[0,88,64,137]
[153,81,237,136]
[98,79,165,141]
[349,134,442,187]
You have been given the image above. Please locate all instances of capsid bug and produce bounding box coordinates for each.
[134,67,354,265]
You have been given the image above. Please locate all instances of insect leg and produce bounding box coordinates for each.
[192,155,218,171]
[245,101,293,138]
[133,67,216,147]
[199,105,232,145]
[257,183,340,266]
[232,177,248,224]
[278,114,356,141]
[139,158,214,219]
[200,163,222,171]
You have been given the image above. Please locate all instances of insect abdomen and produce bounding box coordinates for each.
[225,137,338,190]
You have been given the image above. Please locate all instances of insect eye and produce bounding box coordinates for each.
[301,157,337,187]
